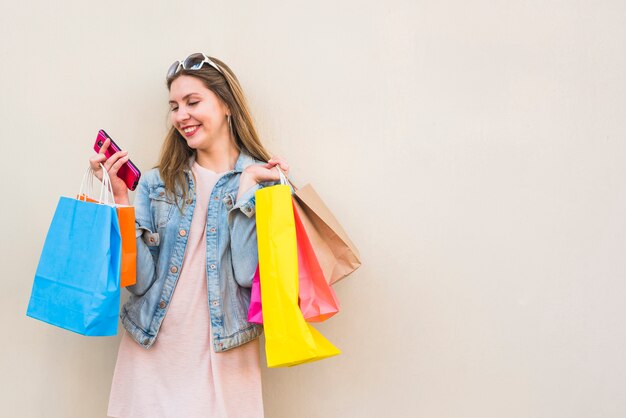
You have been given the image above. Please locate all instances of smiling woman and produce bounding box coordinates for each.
[89,53,290,418]
[155,55,279,210]
[168,77,233,154]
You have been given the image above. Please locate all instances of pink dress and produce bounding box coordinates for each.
[107,162,264,418]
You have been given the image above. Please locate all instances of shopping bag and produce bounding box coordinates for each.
[27,166,121,336]
[115,205,136,287]
[77,194,136,287]
[247,266,263,324]
[77,168,136,287]
[249,174,341,324]
[292,184,361,285]
[293,200,340,322]
[247,209,340,324]
[256,175,340,368]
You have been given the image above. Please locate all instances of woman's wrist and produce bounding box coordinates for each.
[237,170,258,201]
[114,192,130,206]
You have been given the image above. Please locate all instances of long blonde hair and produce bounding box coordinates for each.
[157,56,271,204]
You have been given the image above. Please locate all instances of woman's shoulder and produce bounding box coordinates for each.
[139,167,165,186]
[137,167,189,199]
[237,149,266,170]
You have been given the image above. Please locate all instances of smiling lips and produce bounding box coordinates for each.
[182,125,200,137]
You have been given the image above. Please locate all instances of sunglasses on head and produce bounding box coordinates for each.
[166,53,223,80]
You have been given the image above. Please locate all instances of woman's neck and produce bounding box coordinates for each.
[195,140,240,173]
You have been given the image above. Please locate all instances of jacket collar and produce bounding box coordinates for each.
[184,148,256,174]
[233,149,256,173]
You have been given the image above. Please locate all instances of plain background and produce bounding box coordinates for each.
[2,0,626,417]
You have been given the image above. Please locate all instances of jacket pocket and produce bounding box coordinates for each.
[148,185,176,228]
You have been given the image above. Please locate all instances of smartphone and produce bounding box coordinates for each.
[93,129,141,191]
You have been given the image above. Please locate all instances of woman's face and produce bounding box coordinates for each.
[168,75,230,150]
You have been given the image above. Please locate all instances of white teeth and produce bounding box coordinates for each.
[183,126,198,133]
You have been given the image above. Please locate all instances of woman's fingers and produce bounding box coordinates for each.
[90,148,129,184]
[89,153,107,169]
[257,156,290,183]
[266,156,289,175]
[99,138,110,155]
[103,150,128,172]
[267,156,287,168]
[89,140,130,192]
[109,154,130,176]
[89,153,107,179]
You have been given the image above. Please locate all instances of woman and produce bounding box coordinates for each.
[90,53,288,418]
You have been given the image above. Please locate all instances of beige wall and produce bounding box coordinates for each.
[2,0,626,417]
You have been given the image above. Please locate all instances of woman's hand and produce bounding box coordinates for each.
[237,156,290,201]
[244,156,290,183]
[89,138,130,205]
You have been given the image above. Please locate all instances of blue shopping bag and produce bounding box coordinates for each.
[26,196,122,336]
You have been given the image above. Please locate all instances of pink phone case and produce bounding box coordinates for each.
[93,130,141,191]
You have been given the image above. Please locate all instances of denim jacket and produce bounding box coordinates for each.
[120,150,266,352]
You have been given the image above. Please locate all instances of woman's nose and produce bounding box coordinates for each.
[174,108,190,123]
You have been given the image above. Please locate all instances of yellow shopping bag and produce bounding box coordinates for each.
[256,183,340,368]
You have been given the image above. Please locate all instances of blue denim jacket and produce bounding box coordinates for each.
[120,150,266,352]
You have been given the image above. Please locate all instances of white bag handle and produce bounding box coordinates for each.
[100,165,116,206]
[79,164,116,206]
[275,166,288,185]
[79,167,93,200]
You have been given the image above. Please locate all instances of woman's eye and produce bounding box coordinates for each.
[189,101,199,106]
[170,107,178,112]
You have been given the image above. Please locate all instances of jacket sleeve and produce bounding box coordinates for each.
[126,176,158,296]
[227,183,263,288]
[228,178,287,288]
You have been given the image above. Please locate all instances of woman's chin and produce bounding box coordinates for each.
[184,136,205,149]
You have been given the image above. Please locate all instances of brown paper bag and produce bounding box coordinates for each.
[292,184,361,285]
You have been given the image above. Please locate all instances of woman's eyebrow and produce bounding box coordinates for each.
[168,93,200,104]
